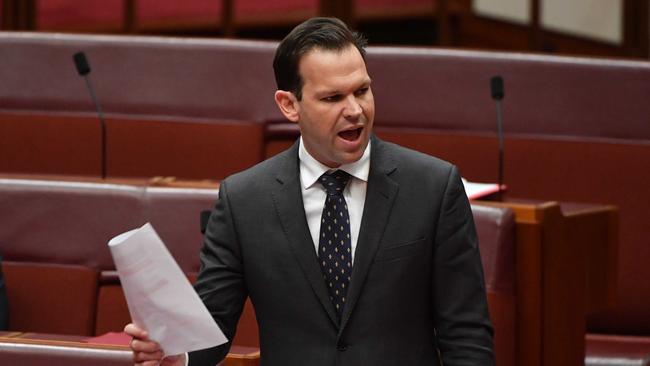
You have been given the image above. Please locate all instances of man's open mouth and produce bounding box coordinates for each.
[338,127,362,141]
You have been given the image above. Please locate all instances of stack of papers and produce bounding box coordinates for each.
[108,223,227,356]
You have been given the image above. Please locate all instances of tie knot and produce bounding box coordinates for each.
[319,170,351,196]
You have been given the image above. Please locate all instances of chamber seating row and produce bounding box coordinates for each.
[5,0,455,37]
[0,32,646,364]
[0,177,216,334]
[0,176,518,365]
[0,331,260,366]
[0,32,274,180]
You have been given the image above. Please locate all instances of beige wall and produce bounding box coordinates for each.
[541,0,623,44]
[472,0,624,45]
[473,0,531,25]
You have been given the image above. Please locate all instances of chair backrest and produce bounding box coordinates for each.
[2,261,99,336]
[0,178,218,274]
[471,204,516,366]
[0,178,144,271]
[144,186,218,274]
[471,204,516,294]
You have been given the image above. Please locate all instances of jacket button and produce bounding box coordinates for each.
[337,344,347,351]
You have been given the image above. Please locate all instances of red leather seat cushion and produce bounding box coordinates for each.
[586,334,650,366]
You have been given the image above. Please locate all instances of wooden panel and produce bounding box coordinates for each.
[225,346,261,366]
[374,129,498,182]
[264,139,295,159]
[106,118,264,180]
[0,112,102,177]
[564,206,618,314]
[475,200,618,366]
[232,299,259,348]
[513,221,543,366]
[487,292,516,366]
[94,285,131,336]
[540,204,585,366]
[3,262,99,336]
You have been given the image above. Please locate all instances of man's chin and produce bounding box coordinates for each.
[337,145,368,165]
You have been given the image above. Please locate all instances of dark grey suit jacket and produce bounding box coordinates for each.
[190,136,494,366]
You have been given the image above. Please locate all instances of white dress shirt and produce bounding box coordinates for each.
[298,137,370,263]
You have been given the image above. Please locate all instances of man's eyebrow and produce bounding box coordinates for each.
[315,89,342,97]
[317,79,372,96]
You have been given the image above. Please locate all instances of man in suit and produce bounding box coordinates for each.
[127,17,494,366]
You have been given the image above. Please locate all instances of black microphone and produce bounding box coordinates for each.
[73,51,107,179]
[490,75,505,199]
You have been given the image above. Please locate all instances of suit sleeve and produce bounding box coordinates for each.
[189,180,248,366]
[433,166,495,365]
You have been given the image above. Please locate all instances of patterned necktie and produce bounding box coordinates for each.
[318,170,352,319]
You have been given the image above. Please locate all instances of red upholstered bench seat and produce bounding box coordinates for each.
[586,334,650,366]
[0,177,218,337]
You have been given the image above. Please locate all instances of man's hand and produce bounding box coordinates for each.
[124,323,186,366]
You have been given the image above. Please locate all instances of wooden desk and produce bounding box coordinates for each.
[475,200,617,366]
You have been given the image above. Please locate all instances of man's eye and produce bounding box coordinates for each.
[354,87,369,96]
[322,95,342,102]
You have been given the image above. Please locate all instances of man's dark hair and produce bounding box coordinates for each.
[273,17,367,100]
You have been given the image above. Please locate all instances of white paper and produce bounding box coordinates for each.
[462,178,502,200]
[108,223,227,355]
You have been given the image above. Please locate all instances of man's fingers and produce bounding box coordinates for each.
[135,361,163,366]
[133,349,164,363]
[124,323,148,339]
[124,323,170,366]
[130,338,161,353]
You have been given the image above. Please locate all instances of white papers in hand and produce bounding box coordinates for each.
[462,178,502,200]
[108,223,227,355]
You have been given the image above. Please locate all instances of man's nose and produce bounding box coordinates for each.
[343,95,362,120]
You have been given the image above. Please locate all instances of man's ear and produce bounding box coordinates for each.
[274,90,300,122]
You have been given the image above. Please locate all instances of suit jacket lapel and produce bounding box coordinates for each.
[340,137,399,331]
[271,142,340,327]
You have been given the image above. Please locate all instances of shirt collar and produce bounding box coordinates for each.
[298,136,371,190]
